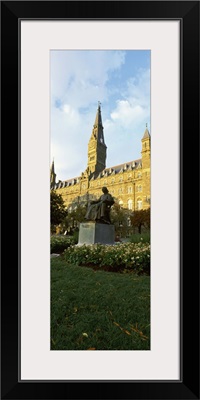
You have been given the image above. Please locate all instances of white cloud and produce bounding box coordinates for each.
[103,68,150,167]
[51,50,126,109]
[110,101,144,126]
[107,68,150,128]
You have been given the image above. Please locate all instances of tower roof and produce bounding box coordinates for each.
[93,102,105,144]
[142,124,150,139]
[94,102,103,127]
[50,159,55,173]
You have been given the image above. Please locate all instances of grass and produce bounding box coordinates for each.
[51,257,150,350]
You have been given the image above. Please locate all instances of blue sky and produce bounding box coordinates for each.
[51,50,150,181]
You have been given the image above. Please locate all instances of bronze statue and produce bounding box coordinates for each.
[84,187,114,224]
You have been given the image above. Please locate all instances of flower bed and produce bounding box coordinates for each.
[64,242,150,275]
[51,235,77,254]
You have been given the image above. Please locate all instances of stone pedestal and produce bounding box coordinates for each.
[78,222,115,245]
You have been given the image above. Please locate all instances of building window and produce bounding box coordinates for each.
[104,180,107,185]
[119,176,123,182]
[138,185,142,192]
[138,172,142,178]
[111,178,115,184]
[128,199,133,210]
[128,186,132,194]
[119,200,123,208]
[118,188,123,194]
[137,199,142,210]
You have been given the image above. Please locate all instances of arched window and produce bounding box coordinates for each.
[119,200,123,208]
[128,186,132,194]
[128,199,133,210]
[137,199,142,210]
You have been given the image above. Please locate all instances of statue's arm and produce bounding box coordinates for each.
[104,195,114,206]
[90,198,101,205]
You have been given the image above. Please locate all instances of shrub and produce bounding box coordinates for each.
[129,232,150,244]
[51,235,77,254]
[64,242,150,275]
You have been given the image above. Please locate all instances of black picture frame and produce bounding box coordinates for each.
[1,1,199,399]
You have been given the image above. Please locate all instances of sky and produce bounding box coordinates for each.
[51,50,150,181]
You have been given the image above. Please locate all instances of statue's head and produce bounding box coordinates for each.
[102,187,108,193]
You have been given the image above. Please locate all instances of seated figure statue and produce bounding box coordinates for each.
[84,187,115,224]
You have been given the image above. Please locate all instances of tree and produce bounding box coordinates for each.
[61,204,87,231]
[110,203,130,237]
[130,208,150,234]
[70,204,87,226]
[50,190,68,231]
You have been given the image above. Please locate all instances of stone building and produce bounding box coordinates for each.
[50,103,150,213]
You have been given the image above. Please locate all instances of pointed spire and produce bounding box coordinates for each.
[92,102,105,143]
[142,123,150,139]
[50,159,56,186]
[50,159,55,174]
[94,101,103,129]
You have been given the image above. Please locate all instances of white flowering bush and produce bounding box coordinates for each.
[64,242,150,275]
[51,235,77,254]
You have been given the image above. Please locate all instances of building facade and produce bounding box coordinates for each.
[50,103,150,213]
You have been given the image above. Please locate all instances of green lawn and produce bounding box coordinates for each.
[51,257,150,350]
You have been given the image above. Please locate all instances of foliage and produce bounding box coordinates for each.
[51,258,150,350]
[129,232,150,244]
[51,190,68,229]
[51,235,77,254]
[64,242,150,275]
[110,203,130,236]
[130,208,150,234]
[60,204,87,231]
[72,230,79,244]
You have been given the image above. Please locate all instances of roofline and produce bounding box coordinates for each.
[58,158,142,184]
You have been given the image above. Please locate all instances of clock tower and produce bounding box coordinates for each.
[87,102,107,177]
